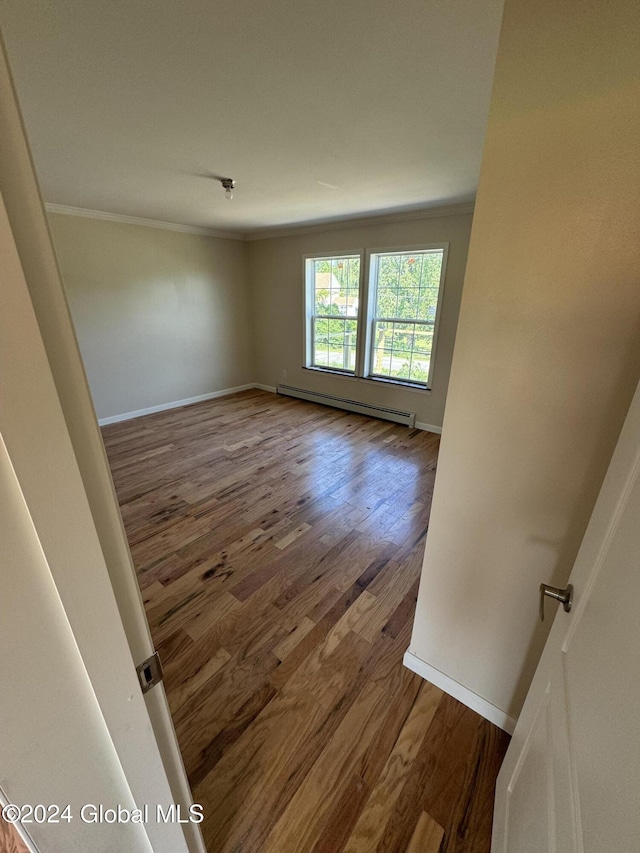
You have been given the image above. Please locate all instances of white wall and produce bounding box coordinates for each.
[246,210,472,429]
[49,213,254,421]
[409,0,640,723]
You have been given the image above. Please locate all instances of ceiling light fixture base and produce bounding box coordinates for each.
[220,177,235,200]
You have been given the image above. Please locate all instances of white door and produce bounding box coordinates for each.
[0,184,198,852]
[492,378,640,852]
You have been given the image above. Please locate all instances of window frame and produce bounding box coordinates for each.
[363,244,449,390]
[303,251,364,376]
[303,243,448,391]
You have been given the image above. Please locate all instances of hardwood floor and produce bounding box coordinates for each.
[102,389,509,853]
[0,817,28,853]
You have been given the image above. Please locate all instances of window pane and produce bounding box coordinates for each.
[313,316,358,372]
[313,317,330,367]
[309,255,360,372]
[377,255,401,287]
[421,252,444,287]
[374,251,443,320]
[313,256,360,318]
[313,258,331,314]
[371,249,443,385]
[376,287,397,318]
[416,289,439,322]
[400,254,421,286]
[370,321,434,384]
[395,287,420,319]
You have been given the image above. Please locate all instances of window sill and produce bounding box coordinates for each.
[302,366,431,393]
[361,376,431,393]
[303,366,358,380]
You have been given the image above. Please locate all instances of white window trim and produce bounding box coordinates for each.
[303,243,448,390]
[364,243,449,389]
[303,251,364,374]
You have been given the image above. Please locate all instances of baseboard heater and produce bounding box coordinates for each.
[276,384,416,427]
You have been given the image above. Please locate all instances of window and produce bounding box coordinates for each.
[367,248,445,387]
[305,245,447,389]
[305,254,361,373]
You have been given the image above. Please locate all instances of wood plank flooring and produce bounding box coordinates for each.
[102,389,509,853]
[0,817,29,853]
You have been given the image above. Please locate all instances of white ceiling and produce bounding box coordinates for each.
[0,0,504,235]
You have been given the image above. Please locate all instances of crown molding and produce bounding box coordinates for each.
[242,201,475,241]
[45,203,244,240]
[44,199,475,243]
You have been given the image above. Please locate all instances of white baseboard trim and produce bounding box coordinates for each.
[415,421,442,434]
[98,384,256,425]
[97,382,438,431]
[403,650,517,734]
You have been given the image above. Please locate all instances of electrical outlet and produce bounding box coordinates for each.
[282,369,287,380]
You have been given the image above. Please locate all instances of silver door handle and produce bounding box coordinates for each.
[539,583,573,621]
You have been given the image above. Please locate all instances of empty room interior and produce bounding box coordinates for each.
[1,0,639,852]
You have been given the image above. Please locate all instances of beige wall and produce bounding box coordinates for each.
[49,214,254,421]
[409,0,640,720]
[246,211,472,429]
